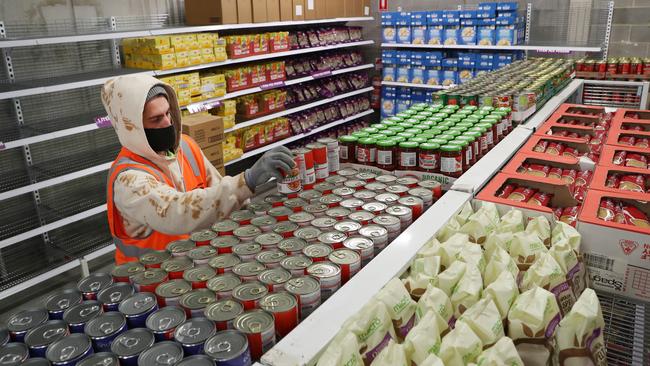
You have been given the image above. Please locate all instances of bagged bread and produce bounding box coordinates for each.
[549,238,588,298]
[404,256,442,300]
[376,278,417,340]
[483,271,518,321]
[554,288,607,366]
[416,237,442,259]
[437,260,467,297]
[459,202,500,244]
[439,321,483,365]
[508,286,561,366]
[483,246,519,287]
[343,300,397,364]
[483,231,514,258]
[456,202,475,226]
[520,252,576,316]
[450,263,483,319]
[437,216,462,242]
[496,209,525,234]
[317,332,364,366]
[371,339,409,366]
[456,298,504,347]
[509,232,548,270]
[475,336,524,366]
[551,221,581,251]
[458,242,486,273]
[416,284,452,332]
[440,233,471,268]
[420,353,445,366]
[525,216,552,247]
[404,310,443,365]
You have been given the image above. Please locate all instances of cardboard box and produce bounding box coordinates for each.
[600,145,650,169]
[184,0,238,25]
[204,142,224,167]
[520,134,592,160]
[326,0,343,18]
[252,0,268,22]
[344,0,362,17]
[590,165,650,195]
[305,0,317,19]
[279,0,293,20]
[292,0,305,20]
[605,128,650,148]
[182,114,224,149]
[614,108,650,122]
[556,103,606,116]
[361,0,370,17]
[266,0,280,21]
[237,0,253,23]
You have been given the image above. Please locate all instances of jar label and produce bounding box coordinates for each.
[303,169,316,185]
[472,141,480,157]
[486,132,493,146]
[465,147,472,165]
[441,156,462,173]
[496,121,503,136]
[377,150,393,165]
[340,146,349,160]
[315,163,329,180]
[356,147,370,163]
[369,148,376,163]
[418,152,437,170]
[328,149,340,172]
[400,152,417,167]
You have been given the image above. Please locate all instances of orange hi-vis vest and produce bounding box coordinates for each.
[107,135,209,264]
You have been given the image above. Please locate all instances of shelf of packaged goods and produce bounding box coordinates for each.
[0,40,375,101]
[225,108,374,166]
[223,86,373,134]
[261,190,473,366]
[183,63,375,113]
[380,81,451,89]
[380,43,602,53]
[0,18,375,48]
[522,78,584,131]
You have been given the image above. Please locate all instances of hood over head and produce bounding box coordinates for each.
[101,74,183,164]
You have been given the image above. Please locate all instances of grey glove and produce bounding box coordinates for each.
[244,146,295,190]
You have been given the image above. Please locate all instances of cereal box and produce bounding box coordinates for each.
[381,12,398,43]
[382,64,397,82]
[496,25,516,46]
[441,69,457,87]
[410,66,426,84]
[477,26,496,46]
[396,65,410,83]
[425,68,442,86]
[460,25,477,45]
[458,69,474,84]
[426,25,443,45]
[443,26,460,45]
[411,12,428,45]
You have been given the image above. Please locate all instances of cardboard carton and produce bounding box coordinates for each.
[546,111,601,129]
[590,165,650,195]
[252,0,268,22]
[599,145,650,169]
[266,0,280,21]
[520,134,592,160]
[182,114,224,149]
[279,0,293,20]
[326,0,343,18]
[613,107,650,122]
[204,142,224,167]
[237,0,253,23]
[292,0,305,20]
[555,103,606,116]
[184,0,238,25]
[605,127,650,148]
[304,0,317,19]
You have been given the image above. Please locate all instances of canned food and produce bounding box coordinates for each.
[119,292,158,329]
[97,282,135,312]
[318,137,340,174]
[288,212,316,227]
[139,250,171,269]
[310,217,338,231]
[325,175,348,185]
[45,289,82,320]
[146,306,186,341]
[314,182,336,195]
[359,225,389,254]
[176,355,215,365]
[364,182,387,193]
[256,250,287,269]
[233,281,268,310]
[332,187,355,199]
[234,310,276,360]
[258,268,292,293]
[161,256,194,279]
[325,207,351,221]
[191,229,218,246]
[212,220,240,236]
[333,220,362,236]
[306,262,341,301]
[250,215,277,232]
[337,168,358,178]
[205,300,244,331]
[234,225,262,243]
[343,237,375,267]
[294,226,322,243]
[319,194,343,208]
[166,240,196,257]
[78,352,119,366]
[207,273,242,299]
[111,262,145,283]
[317,231,348,250]
[284,198,307,213]
[396,177,419,188]
[46,334,93,366]
[328,249,361,284]
[285,277,321,320]
[175,317,216,355]
[210,236,240,254]
[183,266,217,289]
[188,246,218,265]
[417,180,443,198]
[84,312,126,353]
[355,172,377,183]
[63,301,102,334]
[232,243,263,262]
[397,196,425,220]
[77,273,113,301]
[137,341,183,366]
[280,256,313,277]
[362,201,388,215]
[343,179,366,191]
[259,293,299,338]
[303,203,329,218]
[385,185,410,197]
[208,254,241,274]
[0,343,28,365]
[303,243,333,262]
[277,162,302,197]
[299,190,323,203]
[111,328,155,366]
[268,206,293,222]
[0,329,7,347]
[375,192,400,206]
[408,188,434,210]
[253,233,283,250]
[179,289,217,318]
[248,202,272,216]
[264,194,288,207]
[276,237,307,256]
[131,268,168,293]
[352,190,377,203]
[205,330,253,365]
[25,320,69,358]
[348,210,376,225]
[385,205,413,230]
[230,210,255,225]
[375,174,398,184]
[232,261,267,282]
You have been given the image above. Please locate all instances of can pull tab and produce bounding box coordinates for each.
[59,345,78,361]
[210,340,232,354]
[109,291,123,302]
[43,327,65,339]
[182,327,200,338]
[0,354,22,363]
[157,317,172,330]
[134,297,153,309]
[89,281,102,291]
[121,336,139,348]
[57,299,71,309]
[10,315,32,326]
[249,321,262,332]
[80,306,99,318]
[100,321,115,335]
[156,353,180,365]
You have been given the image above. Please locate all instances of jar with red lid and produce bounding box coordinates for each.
[356,138,377,166]
[440,144,463,178]
[418,143,440,173]
[376,139,397,171]
[449,139,471,172]
[397,141,419,171]
[338,135,357,164]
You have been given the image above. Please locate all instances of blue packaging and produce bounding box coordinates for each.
[381,12,398,25]
[496,25,516,46]
[381,50,397,64]
[477,26,496,45]
[411,11,428,44]
[381,103,396,119]
[478,2,497,11]
[458,69,474,84]
[476,9,496,18]
[443,17,460,26]
[410,67,426,84]
[396,26,412,44]
[427,11,444,25]
[495,53,514,61]
[496,15,517,25]
[425,68,442,86]
[396,87,411,99]
[458,52,476,62]
[443,10,460,19]
[459,10,477,19]
[411,90,427,102]
[442,58,458,68]
[458,58,475,68]
[497,10,518,18]
[477,53,494,61]
[460,18,480,26]
[411,11,428,25]
[441,70,457,87]
[443,26,460,45]
[382,65,397,82]
[497,60,513,68]
[395,51,411,65]
[382,26,397,43]
[459,25,477,45]
[424,52,443,67]
[397,11,411,25]
[396,65,410,83]
[477,18,496,25]
[475,60,494,70]
[497,2,518,11]
[396,99,411,113]
[426,25,444,45]
[382,86,396,96]
[410,52,426,66]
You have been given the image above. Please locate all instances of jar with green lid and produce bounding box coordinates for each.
[434,113,448,119]
[437,125,450,133]
[447,116,463,124]
[445,104,460,111]
[411,103,428,111]
[416,111,433,118]
[457,122,474,130]
[463,105,478,111]
[415,124,431,131]
[446,130,462,138]
[405,118,420,125]
[497,106,513,134]
[429,127,443,136]
[488,113,506,139]
[338,135,358,163]
[457,136,477,167]
[480,106,495,112]
[439,121,455,129]
[387,126,405,133]
[413,114,429,122]
[387,116,403,123]
[462,131,482,161]
[429,117,444,124]
[464,116,480,124]
[352,131,369,139]
[381,119,397,126]
[437,133,455,141]
[395,112,411,119]
[362,127,379,134]
[405,128,424,135]
[356,137,377,166]
[440,144,463,178]
[449,126,468,136]
[369,134,386,140]
[449,139,471,172]
[370,123,386,130]
[418,142,440,173]
[390,135,407,144]
[480,118,500,145]
[378,129,397,137]
[376,139,397,171]
[473,109,490,117]
[418,132,436,140]
[456,109,473,115]
[422,120,437,128]
[430,138,448,146]
[398,141,419,170]
[410,137,428,144]
[398,122,413,130]
[397,132,415,139]
[469,125,489,155]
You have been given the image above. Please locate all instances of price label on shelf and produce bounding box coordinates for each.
[186,100,221,114]
[260,80,285,90]
[311,69,332,79]
[535,49,571,54]
[94,115,112,128]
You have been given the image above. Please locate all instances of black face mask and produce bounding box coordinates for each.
[144,125,176,153]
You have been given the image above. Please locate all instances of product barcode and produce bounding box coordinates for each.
[401,152,416,167]
[584,253,615,271]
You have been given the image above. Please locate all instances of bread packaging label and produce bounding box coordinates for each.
[525,216,552,246]
[483,246,519,287]
[483,231,514,258]
[371,339,409,366]
[456,298,505,347]
[376,278,417,340]
[509,232,548,270]
[450,263,483,319]
[496,209,525,234]
[520,252,577,316]
[404,256,442,300]
[549,239,588,299]
[404,310,443,365]
[437,260,467,296]
[416,284,452,332]
[439,321,483,365]
[483,271,519,320]
[476,336,524,366]
[317,332,363,366]
[342,300,396,364]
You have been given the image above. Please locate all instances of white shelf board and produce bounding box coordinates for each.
[261,190,473,366]
[0,259,82,301]
[381,81,450,89]
[223,87,373,134]
[451,126,533,194]
[522,79,584,131]
[225,109,374,166]
[0,18,374,48]
[0,123,101,151]
[381,43,602,53]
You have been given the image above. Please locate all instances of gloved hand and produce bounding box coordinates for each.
[244,146,296,190]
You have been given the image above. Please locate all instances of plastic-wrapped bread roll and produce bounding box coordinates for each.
[316,332,363,366]
[549,238,588,299]
[439,321,483,365]
[455,298,505,347]
[416,237,442,259]
[483,231,514,258]
[456,202,475,226]
[483,271,519,321]
[509,232,548,270]
[551,221,581,251]
[457,242,486,273]
[496,209,525,234]
[508,286,561,366]
[483,246,519,287]
[420,353,445,366]
[475,336,524,366]
[375,278,417,341]
[416,284,452,332]
[450,263,483,319]
[404,256,442,300]
[342,300,397,365]
[437,216,462,242]
[370,339,409,366]
[404,310,443,365]
[520,252,577,316]
[459,202,501,244]
[439,233,471,268]
[437,260,467,296]
[554,288,607,366]
[525,216,552,247]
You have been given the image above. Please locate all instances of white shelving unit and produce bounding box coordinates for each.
[381,81,450,90]
[381,43,602,53]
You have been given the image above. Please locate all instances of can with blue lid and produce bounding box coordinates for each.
[145,306,186,341]
[97,282,135,312]
[205,330,252,366]
[174,317,216,355]
[137,341,183,366]
[24,320,69,358]
[0,343,29,365]
[7,308,49,342]
[46,333,93,366]
[77,352,119,366]
[110,328,155,366]
[176,354,216,366]
[45,289,83,320]
[118,292,158,329]
[84,312,127,353]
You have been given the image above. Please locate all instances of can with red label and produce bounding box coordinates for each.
[325,175,348,186]
[408,188,434,210]
[307,262,341,301]
[304,203,328,218]
[293,147,316,189]
[234,225,262,243]
[319,194,343,208]
[77,273,113,301]
[507,187,536,202]
[294,226,322,243]
[161,257,194,280]
[268,206,294,222]
[188,246,218,266]
[303,243,333,262]
[272,221,299,238]
[340,198,365,211]
[289,212,316,227]
[229,210,255,226]
[285,276,321,320]
[232,261,266,282]
[259,293,299,339]
[306,143,329,182]
[396,177,419,188]
[254,233,283,250]
[179,289,216,318]
[205,299,244,331]
[284,198,307,213]
[234,310,276,360]
[280,255,313,277]
[250,215,277,233]
[139,251,171,269]
[561,169,578,185]
[359,225,389,254]
[362,201,388,215]
[375,192,400,206]
[372,214,402,241]
[277,159,302,198]
[337,168,358,178]
[132,268,168,293]
[233,243,263,262]
[232,281,268,310]
[355,172,377,183]
[385,184,410,197]
[386,205,413,230]
[365,182,388,193]
[325,207,351,221]
[207,273,242,299]
[190,230,217,246]
[211,220,240,237]
[210,236,240,254]
[332,187,355,199]
[299,190,323,203]
[417,180,442,198]
[208,254,241,274]
[317,231,348,250]
[527,192,552,207]
[318,137,340,174]
[314,182,336,194]
[348,210,376,225]
[155,279,192,307]
[343,237,375,267]
[328,249,361,285]
[375,174,397,184]
[111,262,145,283]
[333,220,362,236]
[264,194,287,207]
[166,240,196,257]
[397,196,424,220]
[258,268,292,293]
[278,237,307,256]
[146,306,186,342]
[183,266,216,289]
[256,250,287,269]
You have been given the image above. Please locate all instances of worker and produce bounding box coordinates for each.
[102,74,294,264]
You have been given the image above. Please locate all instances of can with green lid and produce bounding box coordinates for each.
[398,141,419,170]
[418,142,440,173]
[480,106,495,112]
[429,117,444,124]
[376,139,397,170]
[462,131,482,161]
[440,144,463,177]
[356,138,377,165]
[497,107,513,134]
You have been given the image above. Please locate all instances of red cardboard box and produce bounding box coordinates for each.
[546,111,603,129]
[520,134,593,161]
[535,122,607,145]
[613,108,650,122]
[590,165,650,195]
[600,145,650,169]
[555,103,607,117]
[605,127,650,149]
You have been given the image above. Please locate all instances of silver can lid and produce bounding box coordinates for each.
[77,273,113,294]
[174,317,216,344]
[398,196,424,207]
[179,289,216,310]
[45,289,83,313]
[209,254,242,270]
[62,301,102,325]
[359,225,389,238]
[268,206,293,217]
[161,257,194,273]
[0,343,27,364]
[272,221,299,234]
[175,355,215,366]
[343,237,374,251]
[118,292,156,316]
[211,220,240,233]
[340,198,365,209]
[258,268,292,286]
[332,187,356,197]
[278,237,307,253]
[251,215,277,228]
[299,190,323,202]
[417,180,442,189]
[311,217,338,229]
[288,212,315,224]
[333,220,362,234]
[188,246,218,261]
[111,262,145,279]
[254,233,284,247]
[248,202,272,214]
[264,194,288,205]
[46,333,91,362]
[284,276,320,295]
[376,175,398,183]
[336,168,359,177]
[304,203,329,214]
[24,320,68,347]
[110,328,154,357]
[396,176,419,186]
[78,352,119,366]
[229,210,255,222]
[234,310,274,334]
[365,182,388,192]
[207,273,242,293]
[205,330,250,362]
[375,193,400,204]
[408,187,433,199]
[355,172,377,181]
[166,239,196,254]
[84,312,125,338]
[232,243,262,257]
[329,249,361,265]
[183,266,216,283]
[362,201,388,213]
[256,250,287,265]
[284,198,308,209]
[385,205,411,216]
[98,283,135,306]
[385,185,409,195]
[325,175,348,185]
[139,250,171,266]
[260,292,298,313]
[373,214,401,227]
[348,210,376,223]
[343,180,365,189]
[137,341,183,366]
[233,282,268,301]
[155,279,191,300]
[317,231,348,244]
[210,236,240,249]
[303,243,333,258]
[146,306,186,332]
[232,262,266,277]
[234,225,262,238]
[280,256,313,271]
[190,229,217,243]
[325,207,351,218]
[307,262,341,279]
[319,194,343,205]
[353,190,377,201]
[204,300,244,322]
[294,227,322,241]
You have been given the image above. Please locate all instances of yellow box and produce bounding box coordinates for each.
[176,57,190,68]
[177,89,192,106]
[222,114,236,129]
[214,46,227,62]
[191,95,205,103]
[183,34,198,44]
[170,36,189,51]
[189,49,202,58]
[187,72,201,83]
[145,45,175,55]
[140,36,170,48]
[202,54,216,63]
[148,54,177,70]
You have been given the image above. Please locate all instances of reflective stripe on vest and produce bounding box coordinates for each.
[180,138,201,177]
[113,236,151,259]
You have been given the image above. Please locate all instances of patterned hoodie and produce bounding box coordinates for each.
[102,74,252,237]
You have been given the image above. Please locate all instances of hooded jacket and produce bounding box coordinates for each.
[102,74,252,245]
